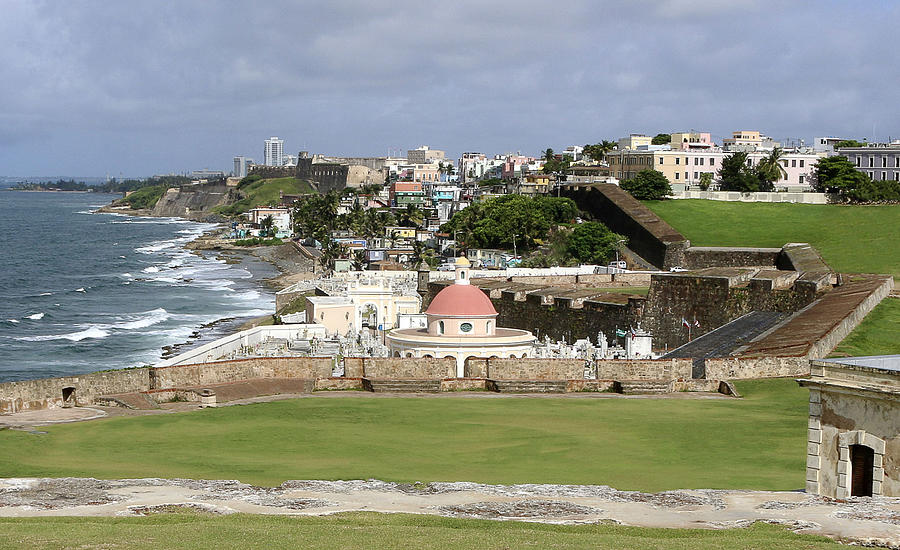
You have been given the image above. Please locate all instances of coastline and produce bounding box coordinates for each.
[94,202,316,362]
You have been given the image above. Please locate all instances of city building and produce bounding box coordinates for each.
[617,134,653,150]
[407,146,446,164]
[386,257,535,376]
[264,136,285,166]
[606,148,819,191]
[246,206,292,237]
[722,130,780,152]
[233,156,254,178]
[669,132,713,151]
[390,181,425,206]
[837,143,900,182]
[798,356,900,498]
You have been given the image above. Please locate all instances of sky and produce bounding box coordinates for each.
[1,0,899,178]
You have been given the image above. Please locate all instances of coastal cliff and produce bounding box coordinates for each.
[150,182,237,220]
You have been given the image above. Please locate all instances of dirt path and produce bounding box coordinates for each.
[0,477,897,546]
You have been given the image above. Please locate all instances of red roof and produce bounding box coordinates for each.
[426,284,497,317]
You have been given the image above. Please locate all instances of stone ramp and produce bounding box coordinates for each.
[661,311,789,360]
[97,392,160,410]
[738,274,893,358]
[188,378,314,402]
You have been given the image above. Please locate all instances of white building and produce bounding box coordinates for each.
[264,137,285,167]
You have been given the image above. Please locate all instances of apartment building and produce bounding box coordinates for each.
[838,143,900,182]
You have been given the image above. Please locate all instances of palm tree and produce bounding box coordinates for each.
[260,215,275,237]
[399,204,424,228]
[543,148,555,162]
[351,249,367,271]
[756,147,788,191]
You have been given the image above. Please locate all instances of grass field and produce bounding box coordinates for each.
[0,512,846,550]
[0,379,806,492]
[645,200,900,279]
[831,297,900,357]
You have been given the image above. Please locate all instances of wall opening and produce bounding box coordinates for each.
[61,387,76,408]
[850,444,875,497]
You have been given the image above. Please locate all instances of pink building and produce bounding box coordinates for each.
[670,132,713,151]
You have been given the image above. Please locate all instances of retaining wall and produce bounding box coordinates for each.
[594,359,693,380]
[345,357,456,379]
[464,358,585,380]
[0,368,150,414]
[150,357,333,388]
[705,357,810,379]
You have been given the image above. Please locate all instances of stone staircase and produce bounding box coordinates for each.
[617,380,672,395]
[367,379,442,393]
[492,380,567,393]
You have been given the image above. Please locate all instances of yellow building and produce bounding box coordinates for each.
[617,134,652,150]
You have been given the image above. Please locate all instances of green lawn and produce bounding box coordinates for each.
[831,297,900,357]
[0,513,845,550]
[0,379,806,492]
[645,200,900,279]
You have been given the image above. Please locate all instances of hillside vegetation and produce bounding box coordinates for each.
[118,184,168,210]
[214,176,316,217]
[645,200,900,279]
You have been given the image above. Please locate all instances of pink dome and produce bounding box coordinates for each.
[426,284,497,317]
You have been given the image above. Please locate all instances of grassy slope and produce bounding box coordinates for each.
[647,199,900,356]
[0,513,845,550]
[644,200,900,279]
[831,297,900,356]
[214,177,315,217]
[0,379,806,492]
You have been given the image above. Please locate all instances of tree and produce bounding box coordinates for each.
[260,215,275,237]
[834,139,865,149]
[717,152,760,192]
[698,172,713,191]
[651,133,671,145]
[351,249,367,271]
[398,203,424,227]
[567,222,626,265]
[583,140,617,163]
[754,147,787,191]
[543,148,555,162]
[620,169,672,200]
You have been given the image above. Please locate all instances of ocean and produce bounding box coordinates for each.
[0,191,277,382]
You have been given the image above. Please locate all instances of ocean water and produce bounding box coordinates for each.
[0,191,277,382]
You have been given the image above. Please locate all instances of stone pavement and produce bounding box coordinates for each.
[0,478,897,547]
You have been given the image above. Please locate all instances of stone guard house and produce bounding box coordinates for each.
[798,356,900,498]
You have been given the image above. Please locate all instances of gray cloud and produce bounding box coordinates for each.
[1,0,898,175]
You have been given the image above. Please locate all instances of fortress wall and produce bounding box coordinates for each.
[465,358,585,380]
[563,185,688,269]
[682,247,781,270]
[0,368,150,414]
[150,357,334,388]
[350,357,456,379]
[594,359,693,380]
[705,357,810,380]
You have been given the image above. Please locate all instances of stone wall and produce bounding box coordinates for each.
[594,359,693,380]
[346,357,456,379]
[150,357,333,388]
[682,247,781,270]
[248,165,296,179]
[704,357,809,379]
[0,368,150,414]
[805,277,894,359]
[465,358,585,380]
[563,184,688,269]
[150,183,236,220]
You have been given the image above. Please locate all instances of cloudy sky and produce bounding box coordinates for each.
[1,0,898,177]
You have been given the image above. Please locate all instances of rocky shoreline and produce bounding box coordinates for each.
[94,202,316,361]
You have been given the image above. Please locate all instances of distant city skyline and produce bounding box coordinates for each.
[1,1,899,177]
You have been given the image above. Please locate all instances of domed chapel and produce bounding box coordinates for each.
[386,256,535,377]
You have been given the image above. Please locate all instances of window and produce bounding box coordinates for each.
[883,157,888,168]
[693,172,699,179]
[658,157,664,165]
[799,175,805,184]
[800,160,805,168]
[460,322,473,333]
[700,158,704,166]
[895,173,899,181]
[791,160,796,168]
[439,321,444,334]
[684,172,688,180]
[869,157,874,167]
[856,157,861,167]
[674,172,679,180]
[895,157,899,168]
[882,172,887,181]
[675,157,680,165]
[710,158,715,166]
[693,158,698,165]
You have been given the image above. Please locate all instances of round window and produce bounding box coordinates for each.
[460,322,473,333]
